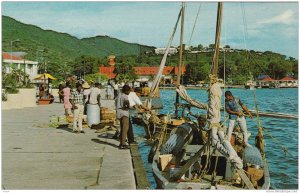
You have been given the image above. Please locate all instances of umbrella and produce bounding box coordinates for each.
[34,73,56,100]
[34,73,57,80]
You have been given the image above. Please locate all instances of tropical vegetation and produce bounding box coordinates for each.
[2,15,298,86]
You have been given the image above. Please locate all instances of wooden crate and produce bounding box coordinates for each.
[101,113,116,120]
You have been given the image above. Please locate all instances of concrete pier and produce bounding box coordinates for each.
[2,101,136,190]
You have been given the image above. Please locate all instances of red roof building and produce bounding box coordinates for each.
[278,76,298,88]
[261,77,275,82]
[2,52,23,60]
[2,52,38,81]
[280,76,296,81]
[99,66,186,79]
[99,66,116,79]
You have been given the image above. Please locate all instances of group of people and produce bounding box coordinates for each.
[115,84,149,149]
[58,81,102,133]
[58,78,252,156]
[58,78,149,150]
[114,86,253,152]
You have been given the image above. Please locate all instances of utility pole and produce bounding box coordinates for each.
[10,39,20,70]
[83,59,86,79]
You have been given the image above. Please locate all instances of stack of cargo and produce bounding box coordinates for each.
[100,107,116,122]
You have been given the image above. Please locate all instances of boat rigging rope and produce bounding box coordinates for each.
[222,31,227,123]
[263,127,294,157]
[144,7,182,109]
[248,51,294,158]
[240,4,268,160]
[252,85,293,158]
[187,3,202,47]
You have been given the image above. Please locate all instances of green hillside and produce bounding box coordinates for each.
[2,15,155,64]
[2,15,298,86]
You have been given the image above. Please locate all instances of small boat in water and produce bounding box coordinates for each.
[151,118,270,189]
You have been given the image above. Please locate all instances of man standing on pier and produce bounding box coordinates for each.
[225,91,253,147]
[70,83,85,134]
[115,85,131,149]
[127,87,150,144]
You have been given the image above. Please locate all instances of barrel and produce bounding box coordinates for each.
[87,104,100,126]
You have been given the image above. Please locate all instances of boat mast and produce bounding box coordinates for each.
[211,2,223,76]
[175,2,185,117]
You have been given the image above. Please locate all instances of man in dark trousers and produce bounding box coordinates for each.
[115,85,131,149]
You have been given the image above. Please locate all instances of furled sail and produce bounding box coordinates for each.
[176,85,207,109]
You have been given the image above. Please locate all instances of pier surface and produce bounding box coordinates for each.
[2,100,136,190]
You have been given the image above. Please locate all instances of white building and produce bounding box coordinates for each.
[2,52,38,81]
[154,47,178,55]
[278,77,298,88]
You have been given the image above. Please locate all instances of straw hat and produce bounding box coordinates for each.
[82,82,90,89]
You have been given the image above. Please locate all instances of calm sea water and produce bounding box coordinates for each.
[132,88,298,189]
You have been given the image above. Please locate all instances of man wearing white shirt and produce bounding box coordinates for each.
[114,86,149,144]
[128,88,149,110]
[89,83,101,106]
[127,87,150,144]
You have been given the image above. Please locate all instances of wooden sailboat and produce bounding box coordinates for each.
[150,2,270,189]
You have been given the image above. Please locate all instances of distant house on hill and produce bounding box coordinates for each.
[99,66,186,84]
[279,76,298,88]
[256,75,298,88]
[2,52,38,81]
[256,75,275,88]
[154,47,178,55]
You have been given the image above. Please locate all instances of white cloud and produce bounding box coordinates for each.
[282,27,297,38]
[2,2,298,57]
[257,10,296,25]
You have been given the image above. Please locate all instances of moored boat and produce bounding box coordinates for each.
[146,2,271,190]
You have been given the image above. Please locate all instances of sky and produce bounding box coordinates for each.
[1,1,299,58]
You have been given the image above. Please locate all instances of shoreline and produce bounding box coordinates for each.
[159,86,298,90]
[159,85,244,89]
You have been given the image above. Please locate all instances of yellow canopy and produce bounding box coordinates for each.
[34,73,57,80]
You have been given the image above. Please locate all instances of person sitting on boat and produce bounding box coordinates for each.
[115,85,131,149]
[225,91,253,147]
[39,84,46,99]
